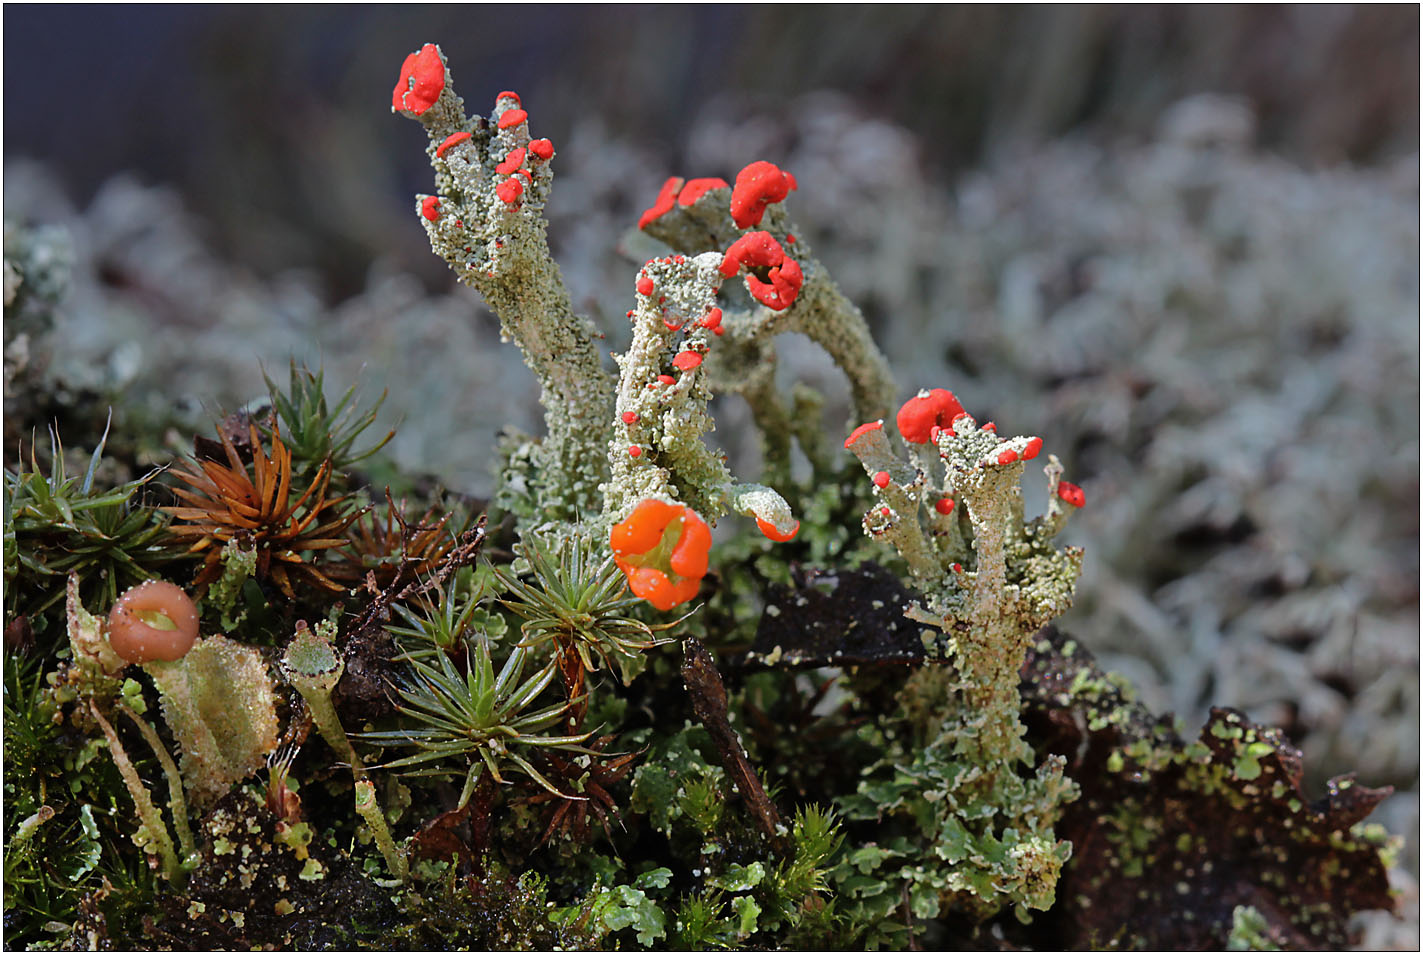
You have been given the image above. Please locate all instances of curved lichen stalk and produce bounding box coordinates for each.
[393,44,614,519]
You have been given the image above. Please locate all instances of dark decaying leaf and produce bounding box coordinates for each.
[748,563,925,668]
[1017,626,1396,950]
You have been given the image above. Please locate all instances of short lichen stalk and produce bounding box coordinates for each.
[281,621,407,881]
[393,45,614,518]
[88,700,186,884]
[118,701,198,865]
[355,779,409,882]
[844,390,1086,916]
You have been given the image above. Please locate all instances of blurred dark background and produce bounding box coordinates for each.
[5,5,1418,299]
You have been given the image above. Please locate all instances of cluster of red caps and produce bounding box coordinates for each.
[486,92,556,207]
[392,53,555,216]
[638,160,805,312]
[850,388,1086,512]
[610,500,711,611]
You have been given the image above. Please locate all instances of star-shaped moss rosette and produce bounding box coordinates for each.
[4,423,182,629]
[162,422,362,599]
[359,635,591,808]
[495,532,678,690]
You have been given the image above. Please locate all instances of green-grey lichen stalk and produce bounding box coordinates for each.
[395,46,614,520]
[846,408,1085,915]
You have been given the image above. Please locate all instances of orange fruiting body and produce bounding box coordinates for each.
[755,516,799,543]
[609,499,711,611]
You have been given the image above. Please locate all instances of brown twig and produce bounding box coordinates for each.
[679,637,787,851]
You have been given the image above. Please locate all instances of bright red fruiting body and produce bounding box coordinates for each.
[720,231,803,310]
[495,178,523,203]
[392,44,445,115]
[678,177,729,206]
[934,497,955,515]
[756,516,800,542]
[639,176,684,229]
[496,147,527,175]
[983,422,997,433]
[997,448,1019,466]
[621,411,638,424]
[844,420,884,449]
[720,231,782,275]
[872,471,891,489]
[420,196,441,221]
[528,138,555,160]
[610,499,712,611]
[435,131,472,158]
[700,308,723,331]
[628,446,642,458]
[1058,481,1086,508]
[730,160,797,228]
[1022,437,1043,460]
[897,389,966,444]
[496,90,521,105]
[673,351,703,371]
[497,108,528,129]
[636,276,655,296]
[656,374,676,387]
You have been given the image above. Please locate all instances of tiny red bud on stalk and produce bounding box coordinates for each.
[496,178,523,203]
[435,132,472,157]
[497,108,527,129]
[1058,482,1086,508]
